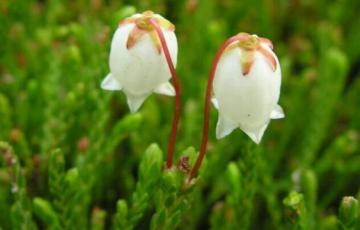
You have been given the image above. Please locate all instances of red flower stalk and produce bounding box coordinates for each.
[150,19,181,169]
[188,34,248,180]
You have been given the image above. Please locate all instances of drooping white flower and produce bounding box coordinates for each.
[101,11,178,112]
[212,33,284,144]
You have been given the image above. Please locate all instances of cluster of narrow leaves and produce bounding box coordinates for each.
[1,0,360,229]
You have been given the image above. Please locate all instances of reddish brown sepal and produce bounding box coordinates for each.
[258,45,277,72]
[126,27,147,50]
[259,37,273,49]
[241,51,256,75]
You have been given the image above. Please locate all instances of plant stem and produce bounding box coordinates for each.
[189,34,245,180]
[150,19,181,169]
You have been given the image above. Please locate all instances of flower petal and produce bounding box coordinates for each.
[216,115,238,139]
[211,97,219,109]
[241,122,269,144]
[101,73,122,90]
[153,81,175,96]
[270,104,285,119]
[126,94,149,113]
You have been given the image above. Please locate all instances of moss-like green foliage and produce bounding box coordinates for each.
[0,0,360,229]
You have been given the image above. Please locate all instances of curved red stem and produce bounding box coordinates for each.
[150,19,181,169]
[188,35,245,180]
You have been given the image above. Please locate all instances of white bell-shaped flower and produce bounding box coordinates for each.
[101,11,178,112]
[212,33,284,144]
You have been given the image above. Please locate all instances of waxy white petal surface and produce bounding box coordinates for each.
[101,73,122,90]
[101,14,178,112]
[213,44,283,143]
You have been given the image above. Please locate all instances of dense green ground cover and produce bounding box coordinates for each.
[0,0,360,229]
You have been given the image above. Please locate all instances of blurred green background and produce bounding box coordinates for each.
[0,0,360,229]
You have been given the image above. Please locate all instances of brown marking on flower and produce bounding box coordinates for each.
[223,34,255,55]
[258,45,277,72]
[238,34,259,51]
[126,26,147,50]
[259,37,273,49]
[135,14,154,30]
[119,11,175,54]
[241,50,256,75]
[223,33,277,75]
